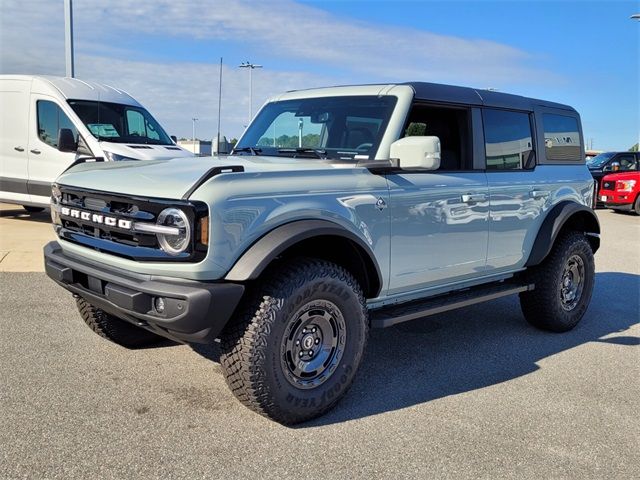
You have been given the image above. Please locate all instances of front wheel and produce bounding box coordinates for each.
[220,258,368,424]
[520,232,595,332]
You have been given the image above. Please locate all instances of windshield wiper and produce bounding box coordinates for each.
[232,146,262,156]
[277,148,328,159]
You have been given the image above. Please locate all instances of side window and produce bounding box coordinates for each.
[403,105,470,170]
[37,100,77,148]
[126,110,145,137]
[542,113,581,162]
[616,154,638,171]
[483,109,534,170]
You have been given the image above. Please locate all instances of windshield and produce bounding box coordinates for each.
[234,95,397,160]
[68,100,173,145]
[586,152,615,168]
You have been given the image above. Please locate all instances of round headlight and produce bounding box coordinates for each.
[156,208,191,255]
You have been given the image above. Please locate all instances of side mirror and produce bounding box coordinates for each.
[170,135,177,143]
[57,128,77,152]
[390,136,441,170]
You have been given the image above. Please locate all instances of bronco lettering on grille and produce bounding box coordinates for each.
[60,207,132,230]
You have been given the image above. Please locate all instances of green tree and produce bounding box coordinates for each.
[405,122,427,137]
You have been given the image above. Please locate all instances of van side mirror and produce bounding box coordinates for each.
[57,128,77,152]
[171,135,177,143]
[390,136,441,170]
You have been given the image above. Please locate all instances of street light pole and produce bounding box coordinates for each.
[192,117,198,155]
[238,61,263,124]
[64,0,75,77]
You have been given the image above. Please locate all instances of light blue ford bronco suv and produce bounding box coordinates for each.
[44,82,599,424]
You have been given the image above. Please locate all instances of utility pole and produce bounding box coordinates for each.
[191,117,198,155]
[64,0,75,77]
[216,57,223,155]
[238,61,263,125]
[298,118,303,148]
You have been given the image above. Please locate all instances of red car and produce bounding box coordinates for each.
[600,171,640,214]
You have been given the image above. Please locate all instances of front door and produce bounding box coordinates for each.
[387,171,489,295]
[27,97,78,203]
[385,103,489,296]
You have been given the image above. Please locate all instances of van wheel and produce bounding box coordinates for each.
[220,258,368,424]
[76,297,164,348]
[22,205,45,213]
[520,232,595,332]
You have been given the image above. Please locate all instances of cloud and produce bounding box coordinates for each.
[1,0,560,138]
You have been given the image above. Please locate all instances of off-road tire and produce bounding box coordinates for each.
[22,205,45,213]
[520,232,595,332]
[220,258,368,424]
[76,297,164,348]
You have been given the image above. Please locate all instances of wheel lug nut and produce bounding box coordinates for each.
[299,351,304,358]
[295,340,300,346]
[308,350,313,356]
[312,328,317,333]
[315,338,320,344]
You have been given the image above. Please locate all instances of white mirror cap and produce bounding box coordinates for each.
[390,136,441,170]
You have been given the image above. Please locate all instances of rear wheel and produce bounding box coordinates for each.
[76,297,164,348]
[634,195,640,215]
[22,205,44,213]
[520,232,595,332]
[220,258,368,424]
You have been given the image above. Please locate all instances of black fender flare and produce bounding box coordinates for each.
[525,201,600,267]
[224,219,383,297]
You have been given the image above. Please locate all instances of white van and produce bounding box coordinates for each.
[0,75,192,211]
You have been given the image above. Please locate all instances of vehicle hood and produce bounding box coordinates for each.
[602,171,640,182]
[56,155,353,199]
[99,141,193,160]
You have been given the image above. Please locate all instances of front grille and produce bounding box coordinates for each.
[53,186,207,262]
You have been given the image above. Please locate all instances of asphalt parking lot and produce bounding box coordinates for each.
[1,204,638,479]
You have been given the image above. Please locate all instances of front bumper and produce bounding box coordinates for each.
[604,202,633,211]
[44,241,244,344]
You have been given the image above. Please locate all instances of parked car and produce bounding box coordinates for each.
[44,82,599,424]
[587,151,639,197]
[0,75,192,212]
[599,171,640,214]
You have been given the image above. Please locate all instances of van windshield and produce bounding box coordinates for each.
[68,100,172,145]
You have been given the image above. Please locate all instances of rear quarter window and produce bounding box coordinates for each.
[542,113,581,162]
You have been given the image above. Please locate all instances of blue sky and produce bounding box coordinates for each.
[1,0,638,150]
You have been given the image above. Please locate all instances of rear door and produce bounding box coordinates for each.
[0,78,31,204]
[483,108,544,270]
[27,96,78,204]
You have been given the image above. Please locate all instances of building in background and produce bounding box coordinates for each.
[177,140,212,156]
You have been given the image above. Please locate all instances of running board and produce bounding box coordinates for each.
[370,282,534,328]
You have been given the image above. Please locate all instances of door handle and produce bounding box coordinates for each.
[461,193,487,203]
[530,190,550,199]
[14,146,25,152]
[30,149,41,155]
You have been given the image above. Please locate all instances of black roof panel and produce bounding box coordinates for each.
[403,82,576,113]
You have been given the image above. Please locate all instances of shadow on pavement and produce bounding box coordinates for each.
[304,271,639,426]
[0,206,51,224]
[188,272,638,426]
